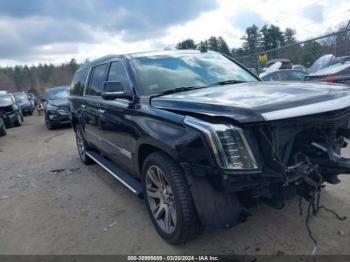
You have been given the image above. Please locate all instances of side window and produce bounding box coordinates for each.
[267,72,277,81]
[70,68,89,96]
[86,64,108,96]
[107,62,131,90]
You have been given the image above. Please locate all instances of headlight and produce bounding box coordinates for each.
[184,116,257,170]
[47,104,58,111]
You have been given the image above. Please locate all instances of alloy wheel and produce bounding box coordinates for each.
[146,165,177,234]
[76,130,85,158]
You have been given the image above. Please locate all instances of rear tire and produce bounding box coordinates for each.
[142,152,201,245]
[0,120,6,137]
[75,124,94,165]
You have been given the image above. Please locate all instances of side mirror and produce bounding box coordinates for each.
[101,81,132,100]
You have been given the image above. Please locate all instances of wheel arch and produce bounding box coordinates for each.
[137,142,178,176]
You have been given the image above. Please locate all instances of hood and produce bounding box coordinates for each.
[151,81,350,123]
[48,98,68,107]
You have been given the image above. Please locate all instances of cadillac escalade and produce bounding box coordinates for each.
[69,50,350,244]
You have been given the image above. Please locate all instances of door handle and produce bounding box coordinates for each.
[98,109,105,114]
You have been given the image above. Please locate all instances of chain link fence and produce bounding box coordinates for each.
[233,23,350,78]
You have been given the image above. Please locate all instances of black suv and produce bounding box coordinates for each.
[44,86,71,130]
[70,50,350,244]
[12,92,34,115]
[0,94,23,128]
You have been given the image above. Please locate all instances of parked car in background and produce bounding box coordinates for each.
[27,93,37,108]
[70,50,350,244]
[266,58,292,69]
[292,64,309,73]
[12,92,34,115]
[260,69,307,81]
[44,86,71,130]
[309,54,339,74]
[0,94,23,127]
[0,116,6,136]
[305,61,350,85]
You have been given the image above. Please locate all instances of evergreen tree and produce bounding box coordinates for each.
[176,39,197,49]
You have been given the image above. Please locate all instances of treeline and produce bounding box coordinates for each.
[176,24,296,57]
[176,23,349,69]
[0,59,80,95]
[1,23,348,94]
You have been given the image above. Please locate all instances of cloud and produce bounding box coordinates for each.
[302,3,324,23]
[0,0,218,63]
[0,0,218,40]
[0,16,97,59]
[231,8,266,30]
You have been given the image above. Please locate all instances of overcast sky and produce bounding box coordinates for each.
[0,0,348,66]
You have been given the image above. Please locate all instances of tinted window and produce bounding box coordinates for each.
[107,62,130,90]
[86,64,107,96]
[261,72,277,81]
[48,86,70,100]
[132,52,257,95]
[279,71,306,81]
[71,68,89,96]
[13,93,28,102]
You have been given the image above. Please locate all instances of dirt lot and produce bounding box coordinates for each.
[0,114,350,255]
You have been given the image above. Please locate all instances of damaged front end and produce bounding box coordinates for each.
[255,107,350,209]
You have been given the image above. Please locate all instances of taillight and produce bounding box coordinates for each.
[323,76,338,83]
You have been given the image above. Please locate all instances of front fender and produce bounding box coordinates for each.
[132,106,213,175]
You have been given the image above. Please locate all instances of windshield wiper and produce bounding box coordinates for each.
[208,80,246,86]
[151,86,205,98]
[150,80,246,99]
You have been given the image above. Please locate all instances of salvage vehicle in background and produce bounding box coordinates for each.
[260,69,307,81]
[44,86,71,130]
[70,50,350,244]
[305,61,350,85]
[0,94,23,127]
[0,116,6,136]
[266,58,292,69]
[27,93,37,108]
[12,92,34,116]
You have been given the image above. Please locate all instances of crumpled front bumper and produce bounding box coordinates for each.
[3,111,18,126]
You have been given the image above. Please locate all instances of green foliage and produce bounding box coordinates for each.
[0,59,80,94]
[302,41,323,66]
[176,39,197,49]
[284,28,297,44]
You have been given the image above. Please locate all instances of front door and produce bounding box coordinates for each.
[98,61,136,175]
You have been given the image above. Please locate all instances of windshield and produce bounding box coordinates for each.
[13,93,28,102]
[0,95,13,106]
[48,86,70,100]
[132,52,257,95]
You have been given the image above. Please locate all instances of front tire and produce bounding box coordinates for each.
[75,124,94,165]
[14,113,22,127]
[143,152,201,245]
[45,115,55,130]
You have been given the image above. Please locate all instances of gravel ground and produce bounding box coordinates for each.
[0,115,349,255]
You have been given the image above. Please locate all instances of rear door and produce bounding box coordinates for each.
[98,61,136,175]
[83,63,108,149]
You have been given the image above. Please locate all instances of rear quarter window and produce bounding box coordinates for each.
[70,68,89,96]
